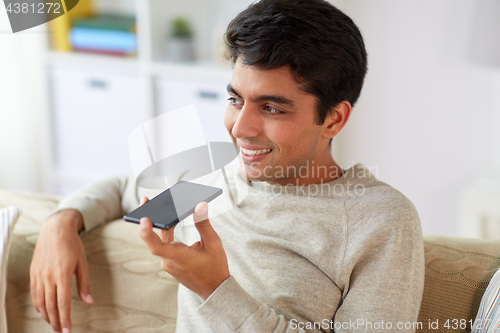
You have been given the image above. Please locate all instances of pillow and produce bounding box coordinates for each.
[418,235,500,332]
[471,265,500,332]
[0,206,21,333]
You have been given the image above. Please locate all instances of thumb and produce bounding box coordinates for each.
[76,259,94,304]
[140,196,150,206]
[193,202,218,243]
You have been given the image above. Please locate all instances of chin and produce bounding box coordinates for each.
[239,165,259,181]
[238,162,267,182]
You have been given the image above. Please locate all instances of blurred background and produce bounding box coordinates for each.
[1,0,499,237]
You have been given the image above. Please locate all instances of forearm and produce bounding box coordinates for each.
[53,175,133,232]
[53,208,84,233]
[198,276,307,333]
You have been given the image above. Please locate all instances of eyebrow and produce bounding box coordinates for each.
[227,84,296,107]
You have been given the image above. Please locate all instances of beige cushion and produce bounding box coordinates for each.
[418,235,500,332]
[0,191,179,333]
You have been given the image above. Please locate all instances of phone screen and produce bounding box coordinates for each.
[124,181,222,229]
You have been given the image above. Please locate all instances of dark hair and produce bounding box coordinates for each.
[225,0,367,125]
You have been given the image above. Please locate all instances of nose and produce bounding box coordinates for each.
[231,104,260,140]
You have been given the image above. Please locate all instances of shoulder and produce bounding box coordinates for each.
[339,170,424,269]
[340,164,420,232]
[355,182,418,218]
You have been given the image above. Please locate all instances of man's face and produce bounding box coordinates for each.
[224,59,330,184]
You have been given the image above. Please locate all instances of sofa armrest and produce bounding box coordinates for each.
[0,190,179,333]
[418,234,500,332]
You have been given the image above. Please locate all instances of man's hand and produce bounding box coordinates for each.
[30,209,94,333]
[139,199,230,300]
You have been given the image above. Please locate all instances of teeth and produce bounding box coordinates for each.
[241,148,272,156]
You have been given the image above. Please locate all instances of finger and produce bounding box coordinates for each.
[57,276,73,333]
[76,259,94,305]
[45,284,61,332]
[193,202,209,223]
[140,218,181,258]
[140,197,149,206]
[160,225,176,243]
[34,278,48,322]
[29,269,39,315]
[140,218,168,253]
[193,202,220,244]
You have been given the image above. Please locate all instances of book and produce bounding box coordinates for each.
[48,0,94,52]
[72,14,136,32]
[69,27,137,54]
[72,48,129,57]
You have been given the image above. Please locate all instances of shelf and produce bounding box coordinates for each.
[45,50,140,74]
[151,61,232,84]
[45,50,234,80]
[147,0,252,63]
[40,0,249,195]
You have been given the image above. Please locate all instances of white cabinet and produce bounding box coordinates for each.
[40,0,246,194]
[155,78,230,143]
[50,66,148,193]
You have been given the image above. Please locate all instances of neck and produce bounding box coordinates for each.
[265,154,343,186]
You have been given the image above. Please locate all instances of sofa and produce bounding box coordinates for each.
[2,189,500,333]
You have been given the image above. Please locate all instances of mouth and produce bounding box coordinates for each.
[240,147,273,156]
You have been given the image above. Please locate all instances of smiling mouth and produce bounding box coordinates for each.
[240,147,273,156]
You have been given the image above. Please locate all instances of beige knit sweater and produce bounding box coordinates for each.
[56,163,425,332]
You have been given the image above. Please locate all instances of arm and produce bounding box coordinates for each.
[141,195,424,333]
[199,200,424,333]
[140,201,308,333]
[198,276,309,332]
[54,175,134,232]
[333,198,425,332]
[30,175,135,333]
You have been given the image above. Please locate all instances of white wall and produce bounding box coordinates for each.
[0,0,253,194]
[333,0,500,236]
[2,0,500,237]
[0,9,45,192]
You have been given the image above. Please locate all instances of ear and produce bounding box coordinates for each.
[322,101,351,140]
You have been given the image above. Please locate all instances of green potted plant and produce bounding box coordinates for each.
[166,17,194,62]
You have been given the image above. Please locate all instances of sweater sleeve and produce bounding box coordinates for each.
[198,276,307,333]
[53,175,138,232]
[197,190,424,333]
[198,215,424,333]
[333,195,425,332]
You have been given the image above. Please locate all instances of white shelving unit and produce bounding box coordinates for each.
[41,0,252,195]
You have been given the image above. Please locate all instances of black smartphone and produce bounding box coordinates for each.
[124,181,223,230]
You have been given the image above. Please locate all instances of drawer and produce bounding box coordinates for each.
[155,78,230,143]
[50,67,148,181]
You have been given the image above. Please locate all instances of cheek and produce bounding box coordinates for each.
[275,123,316,154]
[224,106,234,134]
[270,123,301,148]
[224,106,234,133]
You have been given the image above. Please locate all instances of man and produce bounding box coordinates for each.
[30,0,425,332]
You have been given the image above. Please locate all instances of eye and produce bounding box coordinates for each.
[264,105,283,114]
[228,97,243,108]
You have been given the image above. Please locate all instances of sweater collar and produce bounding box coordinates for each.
[231,163,376,204]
